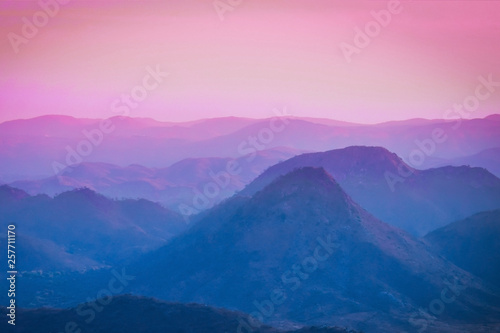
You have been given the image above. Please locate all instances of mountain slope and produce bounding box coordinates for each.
[14,234,102,272]
[129,167,500,332]
[424,209,500,288]
[0,185,187,269]
[240,146,500,235]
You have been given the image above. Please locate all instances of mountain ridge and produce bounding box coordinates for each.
[240,146,500,235]
[0,295,362,333]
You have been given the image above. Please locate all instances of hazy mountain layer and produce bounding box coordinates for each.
[241,146,500,235]
[425,209,500,288]
[1,115,499,181]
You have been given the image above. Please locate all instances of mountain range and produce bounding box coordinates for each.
[2,115,500,332]
[123,167,500,332]
[1,114,499,182]
[3,167,500,332]
[5,145,500,236]
[7,147,305,211]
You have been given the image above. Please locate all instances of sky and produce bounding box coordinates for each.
[1,0,500,124]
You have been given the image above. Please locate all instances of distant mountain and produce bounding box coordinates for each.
[373,118,448,127]
[179,114,500,169]
[127,167,500,332]
[9,147,305,212]
[435,147,500,178]
[0,115,99,138]
[284,116,362,127]
[0,185,187,270]
[0,115,262,181]
[1,114,499,181]
[240,146,500,236]
[0,115,259,140]
[424,210,500,288]
[0,295,360,333]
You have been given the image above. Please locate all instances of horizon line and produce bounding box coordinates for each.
[1,113,499,127]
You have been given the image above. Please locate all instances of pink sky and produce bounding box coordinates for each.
[0,0,499,123]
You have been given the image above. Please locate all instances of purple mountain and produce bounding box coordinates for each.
[240,146,500,236]
[8,147,305,211]
[1,114,499,182]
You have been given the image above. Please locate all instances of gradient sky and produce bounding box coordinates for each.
[1,0,499,123]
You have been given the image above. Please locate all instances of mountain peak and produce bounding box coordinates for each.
[54,187,106,203]
[278,166,334,180]
[241,146,412,197]
[255,166,347,200]
[247,167,357,229]
[321,146,411,173]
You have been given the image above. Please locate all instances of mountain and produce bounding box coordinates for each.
[0,115,270,181]
[0,185,187,269]
[8,147,305,212]
[126,167,500,332]
[14,234,102,272]
[0,295,360,333]
[436,147,500,178]
[0,184,29,203]
[373,118,448,127]
[0,115,99,138]
[1,114,499,182]
[240,146,500,236]
[424,209,500,288]
[0,115,260,181]
[0,115,258,140]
